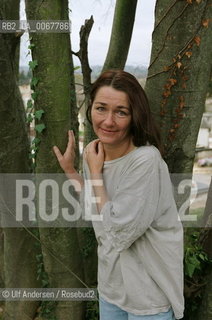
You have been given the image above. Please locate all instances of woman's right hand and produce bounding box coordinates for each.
[53,130,76,174]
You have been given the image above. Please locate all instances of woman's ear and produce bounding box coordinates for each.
[86,103,93,124]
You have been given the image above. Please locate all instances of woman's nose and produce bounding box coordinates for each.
[103,112,115,125]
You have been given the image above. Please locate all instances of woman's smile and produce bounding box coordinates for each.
[100,128,118,134]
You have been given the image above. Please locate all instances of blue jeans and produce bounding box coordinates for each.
[99,296,175,320]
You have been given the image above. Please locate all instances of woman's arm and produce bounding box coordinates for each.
[96,149,161,252]
[53,130,84,188]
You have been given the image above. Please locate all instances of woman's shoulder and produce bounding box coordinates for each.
[132,145,162,163]
[121,145,162,174]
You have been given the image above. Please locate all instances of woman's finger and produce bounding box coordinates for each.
[66,130,74,151]
[90,139,100,153]
[68,130,74,144]
[98,141,104,153]
[70,130,76,147]
[53,146,63,162]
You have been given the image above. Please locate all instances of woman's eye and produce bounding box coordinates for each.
[117,110,127,117]
[96,107,105,112]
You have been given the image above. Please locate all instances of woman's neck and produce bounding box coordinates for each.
[103,139,136,161]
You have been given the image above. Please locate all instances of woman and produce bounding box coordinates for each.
[53,70,184,320]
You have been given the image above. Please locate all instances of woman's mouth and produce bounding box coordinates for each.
[100,128,117,134]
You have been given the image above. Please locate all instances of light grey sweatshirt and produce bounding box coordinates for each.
[82,145,184,319]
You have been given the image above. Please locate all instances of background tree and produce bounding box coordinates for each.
[196,177,212,320]
[145,1,212,319]
[102,0,138,71]
[0,0,41,319]
[25,0,85,319]
[145,0,212,173]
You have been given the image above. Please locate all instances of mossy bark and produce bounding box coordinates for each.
[0,1,41,319]
[145,0,212,173]
[145,1,212,318]
[25,1,85,319]
[196,178,212,320]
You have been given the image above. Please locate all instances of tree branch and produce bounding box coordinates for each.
[77,16,94,96]
[71,50,80,57]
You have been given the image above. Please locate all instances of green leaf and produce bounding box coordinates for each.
[190,255,200,266]
[26,113,34,123]
[35,123,46,133]
[74,66,80,71]
[31,146,39,152]
[45,308,51,313]
[199,253,206,261]
[28,43,35,49]
[41,279,49,287]
[29,60,38,70]
[32,137,41,145]
[27,99,33,109]
[34,109,44,120]
[31,92,38,100]
[31,77,39,87]
[186,263,196,278]
[29,153,36,159]
[36,254,43,261]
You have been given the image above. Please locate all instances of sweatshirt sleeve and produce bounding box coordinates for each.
[100,149,160,252]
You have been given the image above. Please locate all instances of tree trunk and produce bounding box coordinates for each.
[145,0,212,173]
[202,176,212,228]
[196,270,212,320]
[102,0,138,71]
[25,1,85,319]
[196,177,212,320]
[145,1,212,318]
[0,1,41,319]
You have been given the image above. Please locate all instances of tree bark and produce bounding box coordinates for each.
[25,0,85,319]
[0,1,41,319]
[196,270,212,320]
[102,0,138,71]
[145,1,212,318]
[196,177,212,320]
[145,0,212,173]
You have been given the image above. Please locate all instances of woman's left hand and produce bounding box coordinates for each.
[84,139,105,174]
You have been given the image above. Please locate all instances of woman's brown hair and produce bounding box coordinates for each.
[86,70,163,154]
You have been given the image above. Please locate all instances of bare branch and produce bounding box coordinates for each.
[77,16,94,95]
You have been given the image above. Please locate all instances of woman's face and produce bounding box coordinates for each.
[91,86,132,146]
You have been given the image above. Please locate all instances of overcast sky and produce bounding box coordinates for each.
[20,0,156,67]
